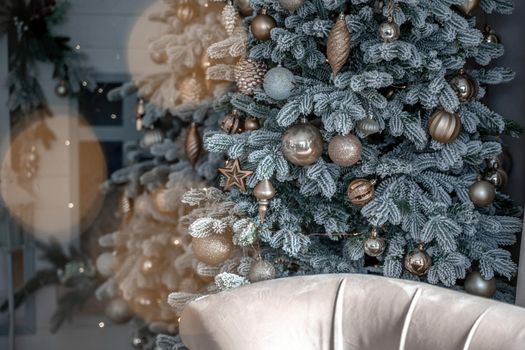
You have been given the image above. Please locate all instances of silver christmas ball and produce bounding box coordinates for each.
[281,122,324,166]
[469,179,496,207]
[357,118,381,136]
[484,169,508,190]
[263,66,295,100]
[140,129,164,148]
[404,245,431,276]
[248,259,276,282]
[364,229,385,257]
[378,20,400,43]
[278,0,304,12]
[328,134,362,167]
[450,72,477,102]
[465,271,496,298]
[105,298,133,324]
[96,252,115,277]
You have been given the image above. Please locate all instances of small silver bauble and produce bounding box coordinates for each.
[263,66,295,100]
[248,259,276,282]
[105,298,133,324]
[327,134,362,167]
[357,117,381,136]
[484,169,507,190]
[450,71,477,102]
[278,0,304,12]
[364,228,386,257]
[378,20,400,43]
[281,121,324,166]
[96,252,115,277]
[469,179,496,207]
[464,271,496,298]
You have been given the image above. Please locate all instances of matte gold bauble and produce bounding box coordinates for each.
[459,0,480,15]
[328,134,362,167]
[469,179,496,207]
[428,109,462,144]
[364,228,385,257]
[253,179,276,222]
[450,71,477,102]
[192,234,234,266]
[464,271,496,298]
[150,51,168,65]
[404,244,431,276]
[250,8,276,41]
[221,111,243,134]
[236,0,252,17]
[249,259,276,282]
[244,117,261,131]
[347,179,376,206]
[105,298,133,325]
[281,121,324,166]
[327,13,351,78]
[378,19,400,42]
[185,122,203,167]
[175,0,196,24]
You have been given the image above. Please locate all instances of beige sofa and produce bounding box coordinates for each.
[180,274,525,350]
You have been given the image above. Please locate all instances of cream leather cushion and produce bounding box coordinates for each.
[180,274,525,350]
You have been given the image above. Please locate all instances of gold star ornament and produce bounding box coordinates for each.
[218,159,253,192]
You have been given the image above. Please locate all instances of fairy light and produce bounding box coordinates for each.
[98,322,105,328]
[75,44,81,50]
[110,114,117,120]
[68,203,75,209]
[65,140,70,146]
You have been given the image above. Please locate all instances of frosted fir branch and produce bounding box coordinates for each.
[214,272,249,291]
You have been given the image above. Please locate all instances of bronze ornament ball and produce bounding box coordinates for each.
[363,229,386,257]
[450,72,477,102]
[464,271,497,298]
[244,117,261,131]
[221,111,243,134]
[328,134,362,167]
[248,259,276,282]
[347,179,376,206]
[250,9,276,41]
[175,0,196,24]
[192,234,234,266]
[281,122,324,166]
[484,168,508,190]
[469,179,496,207]
[428,109,462,144]
[404,245,432,276]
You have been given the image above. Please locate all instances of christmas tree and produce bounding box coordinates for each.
[174,0,523,307]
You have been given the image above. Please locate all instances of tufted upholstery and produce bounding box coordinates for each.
[180,274,525,350]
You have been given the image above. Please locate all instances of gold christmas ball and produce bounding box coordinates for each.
[464,271,497,298]
[150,51,168,65]
[175,1,196,24]
[378,20,400,42]
[248,259,276,282]
[244,117,261,131]
[250,9,276,41]
[364,229,385,257]
[328,134,362,167]
[484,168,507,190]
[459,0,480,15]
[105,298,133,325]
[281,122,324,166]
[140,257,159,276]
[450,72,477,102]
[469,179,496,207]
[221,111,243,134]
[192,234,234,266]
[347,179,376,206]
[278,0,304,12]
[404,245,431,276]
[428,109,462,144]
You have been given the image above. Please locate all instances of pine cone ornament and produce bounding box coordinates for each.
[327,13,351,78]
[234,57,266,96]
[179,76,205,103]
[221,1,239,36]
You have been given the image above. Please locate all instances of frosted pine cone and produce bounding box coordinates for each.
[221,1,239,36]
[179,76,205,104]
[234,57,266,96]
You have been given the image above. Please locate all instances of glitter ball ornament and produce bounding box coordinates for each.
[405,244,431,276]
[263,66,295,100]
[428,109,462,144]
[347,179,376,206]
[459,0,480,15]
[357,117,381,136]
[253,179,276,222]
[55,80,69,97]
[221,111,243,134]
[469,179,496,207]
[450,70,477,102]
[364,228,386,257]
[378,19,400,42]
[179,76,205,104]
[234,57,266,95]
[248,259,276,282]
[244,117,261,131]
[278,0,304,12]
[140,129,164,148]
[465,271,497,298]
[192,234,234,266]
[327,13,351,78]
[328,134,362,167]
[484,24,500,44]
[105,298,133,325]
[281,121,324,166]
[250,8,276,41]
[96,252,115,277]
[175,0,196,23]
[185,122,202,167]
[221,0,239,36]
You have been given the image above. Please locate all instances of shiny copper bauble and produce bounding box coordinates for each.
[281,122,323,166]
[347,179,376,206]
[428,109,461,144]
[250,9,276,41]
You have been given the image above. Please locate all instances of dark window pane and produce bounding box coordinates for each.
[79,83,123,126]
